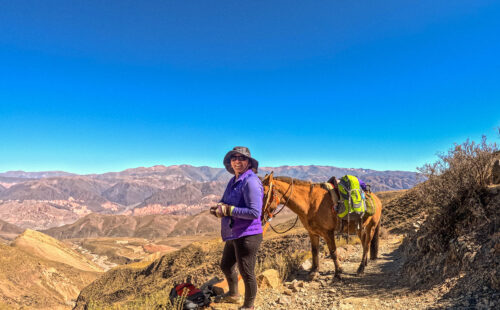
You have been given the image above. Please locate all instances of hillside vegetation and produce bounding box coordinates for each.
[400,138,500,308]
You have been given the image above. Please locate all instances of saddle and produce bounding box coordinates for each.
[322,176,376,238]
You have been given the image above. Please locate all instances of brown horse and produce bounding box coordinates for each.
[261,172,383,279]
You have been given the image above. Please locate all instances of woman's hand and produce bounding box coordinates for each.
[210,203,234,218]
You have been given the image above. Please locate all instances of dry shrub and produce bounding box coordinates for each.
[401,136,500,307]
[256,251,306,282]
[415,136,496,207]
[88,288,187,310]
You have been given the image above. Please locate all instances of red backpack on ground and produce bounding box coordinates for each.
[169,282,212,309]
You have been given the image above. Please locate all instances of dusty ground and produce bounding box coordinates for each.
[214,234,458,310]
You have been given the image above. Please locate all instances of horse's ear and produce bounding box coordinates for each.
[269,171,274,180]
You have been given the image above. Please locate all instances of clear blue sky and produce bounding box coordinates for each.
[1,0,499,174]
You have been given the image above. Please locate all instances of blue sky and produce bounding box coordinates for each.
[0,0,499,174]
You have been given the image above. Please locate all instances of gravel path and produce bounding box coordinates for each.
[251,234,453,310]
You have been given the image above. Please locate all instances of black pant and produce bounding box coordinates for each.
[220,233,263,308]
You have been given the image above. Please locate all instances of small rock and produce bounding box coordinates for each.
[277,296,291,305]
[290,284,300,293]
[336,247,348,261]
[301,259,312,270]
[282,288,293,296]
[309,282,320,289]
[257,269,281,289]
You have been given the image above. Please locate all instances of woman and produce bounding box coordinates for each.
[210,146,263,310]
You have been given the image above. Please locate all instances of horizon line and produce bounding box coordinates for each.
[0,163,419,176]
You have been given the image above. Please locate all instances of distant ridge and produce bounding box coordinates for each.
[0,164,421,230]
[0,170,76,179]
[42,211,220,239]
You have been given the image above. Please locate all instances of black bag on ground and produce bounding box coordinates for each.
[169,282,212,310]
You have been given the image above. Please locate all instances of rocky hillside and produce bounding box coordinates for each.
[0,230,102,309]
[397,142,500,309]
[0,200,84,230]
[74,231,312,309]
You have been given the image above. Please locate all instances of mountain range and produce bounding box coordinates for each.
[0,165,421,230]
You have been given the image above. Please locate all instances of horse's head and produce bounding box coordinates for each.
[261,172,280,221]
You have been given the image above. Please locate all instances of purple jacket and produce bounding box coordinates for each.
[220,169,263,241]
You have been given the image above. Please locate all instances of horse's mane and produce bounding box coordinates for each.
[274,176,318,186]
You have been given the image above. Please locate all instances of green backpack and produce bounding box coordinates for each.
[337,175,366,218]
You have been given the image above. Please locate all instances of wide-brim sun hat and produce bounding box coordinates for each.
[223,146,259,175]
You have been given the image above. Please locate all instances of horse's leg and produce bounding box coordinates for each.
[357,225,375,275]
[370,221,381,260]
[308,233,320,280]
[325,229,343,279]
[356,227,368,275]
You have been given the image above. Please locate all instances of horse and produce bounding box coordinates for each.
[261,172,383,279]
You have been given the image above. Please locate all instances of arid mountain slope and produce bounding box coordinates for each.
[0,176,115,211]
[0,200,83,230]
[0,219,24,240]
[0,243,100,309]
[12,229,103,273]
[101,181,160,206]
[42,212,220,239]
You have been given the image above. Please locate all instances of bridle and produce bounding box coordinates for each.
[262,177,299,234]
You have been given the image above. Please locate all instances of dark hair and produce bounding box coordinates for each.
[248,162,258,174]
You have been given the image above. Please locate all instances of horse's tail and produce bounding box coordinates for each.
[370,221,380,260]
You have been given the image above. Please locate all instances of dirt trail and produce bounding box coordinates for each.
[251,234,453,310]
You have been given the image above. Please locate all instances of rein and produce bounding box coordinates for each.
[262,178,299,234]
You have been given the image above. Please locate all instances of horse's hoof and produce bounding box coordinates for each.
[356,267,365,275]
[334,272,342,280]
[337,267,344,274]
[308,271,319,281]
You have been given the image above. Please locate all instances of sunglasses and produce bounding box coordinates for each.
[231,155,249,162]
